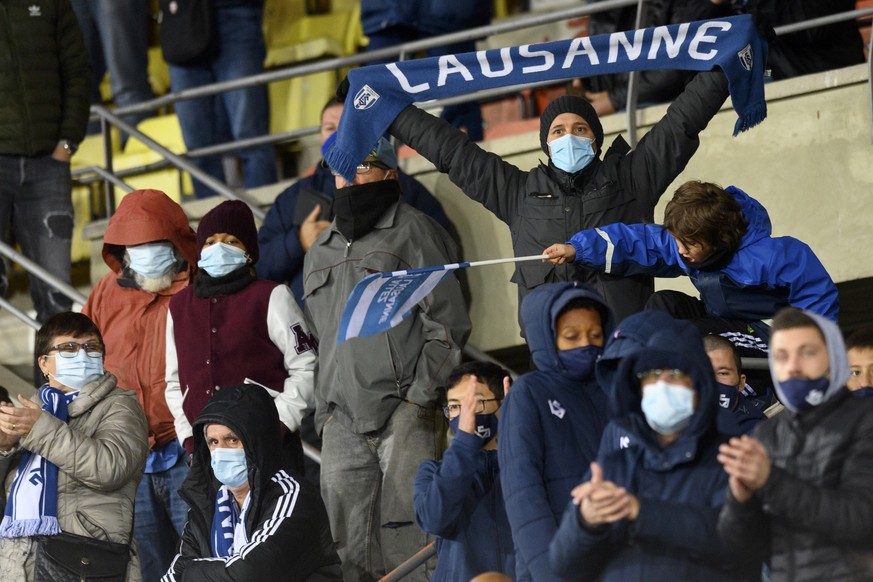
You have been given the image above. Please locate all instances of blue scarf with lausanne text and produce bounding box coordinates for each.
[326,14,767,182]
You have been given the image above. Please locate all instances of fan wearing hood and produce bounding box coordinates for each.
[545,180,839,333]
[718,308,873,582]
[498,282,613,581]
[550,317,757,581]
[82,188,198,581]
[165,201,318,474]
[163,385,341,581]
[703,334,767,436]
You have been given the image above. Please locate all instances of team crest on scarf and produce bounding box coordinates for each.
[354,85,380,110]
[737,44,753,72]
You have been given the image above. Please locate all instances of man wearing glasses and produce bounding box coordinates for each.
[413,362,515,581]
[303,134,471,582]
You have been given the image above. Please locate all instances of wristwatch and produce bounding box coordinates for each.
[59,139,78,156]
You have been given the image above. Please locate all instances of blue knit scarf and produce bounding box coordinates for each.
[211,485,239,557]
[326,14,767,181]
[0,386,77,538]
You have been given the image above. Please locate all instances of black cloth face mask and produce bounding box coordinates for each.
[333,179,401,241]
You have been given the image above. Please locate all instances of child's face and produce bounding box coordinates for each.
[847,347,873,391]
[556,308,603,351]
[445,375,501,419]
[673,236,712,264]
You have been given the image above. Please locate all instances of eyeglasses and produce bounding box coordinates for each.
[46,342,105,359]
[330,160,389,177]
[636,368,691,384]
[443,399,500,419]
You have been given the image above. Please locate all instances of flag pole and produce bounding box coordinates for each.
[380,254,549,278]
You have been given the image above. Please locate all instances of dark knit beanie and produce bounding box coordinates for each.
[196,200,259,263]
[539,95,604,154]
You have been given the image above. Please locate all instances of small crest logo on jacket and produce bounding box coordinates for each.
[354,85,380,110]
[805,389,824,406]
[737,44,753,72]
[28,4,42,16]
[619,435,630,449]
[548,399,565,419]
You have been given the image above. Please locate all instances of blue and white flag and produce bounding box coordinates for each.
[337,264,462,344]
[337,254,546,343]
[326,14,768,181]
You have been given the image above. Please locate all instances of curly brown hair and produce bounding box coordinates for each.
[663,181,749,252]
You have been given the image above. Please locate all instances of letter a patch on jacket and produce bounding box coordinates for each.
[291,324,318,354]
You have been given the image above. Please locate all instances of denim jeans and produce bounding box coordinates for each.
[168,2,277,198]
[0,154,73,322]
[134,456,190,582]
[69,0,154,136]
[320,402,444,582]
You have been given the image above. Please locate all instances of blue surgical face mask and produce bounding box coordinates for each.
[211,447,248,488]
[558,345,603,381]
[50,351,104,390]
[716,382,739,411]
[449,413,499,441]
[641,380,695,436]
[852,387,873,398]
[778,376,829,411]
[198,242,249,278]
[127,242,177,279]
[549,134,595,174]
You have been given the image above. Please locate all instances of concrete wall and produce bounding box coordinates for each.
[401,64,873,351]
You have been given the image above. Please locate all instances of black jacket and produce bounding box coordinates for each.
[163,385,341,581]
[389,70,728,325]
[718,389,873,582]
[687,0,865,80]
[0,0,90,155]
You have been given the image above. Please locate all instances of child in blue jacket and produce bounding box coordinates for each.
[544,180,838,341]
[413,362,514,581]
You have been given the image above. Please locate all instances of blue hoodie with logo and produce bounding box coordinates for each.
[549,318,757,581]
[498,282,614,581]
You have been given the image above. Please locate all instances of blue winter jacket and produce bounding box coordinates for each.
[549,319,758,581]
[257,164,451,305]
[414,431,514,581]
[498,282,614,582]
[567,186,839,322]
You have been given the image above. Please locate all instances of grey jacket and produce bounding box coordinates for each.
[0,373,149,581]
[389,70,728,325]
[303,201,471,434]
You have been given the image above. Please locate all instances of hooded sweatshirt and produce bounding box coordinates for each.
[719,312,873,582]
[566,186,839,323]
[498,282,614,581]
[82,189,197,449]
[550,318,757,581]
[164,385,341,581]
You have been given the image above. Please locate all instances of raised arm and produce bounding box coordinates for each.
[389,106,528,223]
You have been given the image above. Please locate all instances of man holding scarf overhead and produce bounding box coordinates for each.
[328,15,769,327]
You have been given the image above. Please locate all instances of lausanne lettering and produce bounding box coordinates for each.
[377,277,416,324]
[386,21,732,94]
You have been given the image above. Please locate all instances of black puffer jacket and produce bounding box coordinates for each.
[164,385,341,581]
[389,70,727,326]
[0,0,90,155]
[718,390,873,581]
